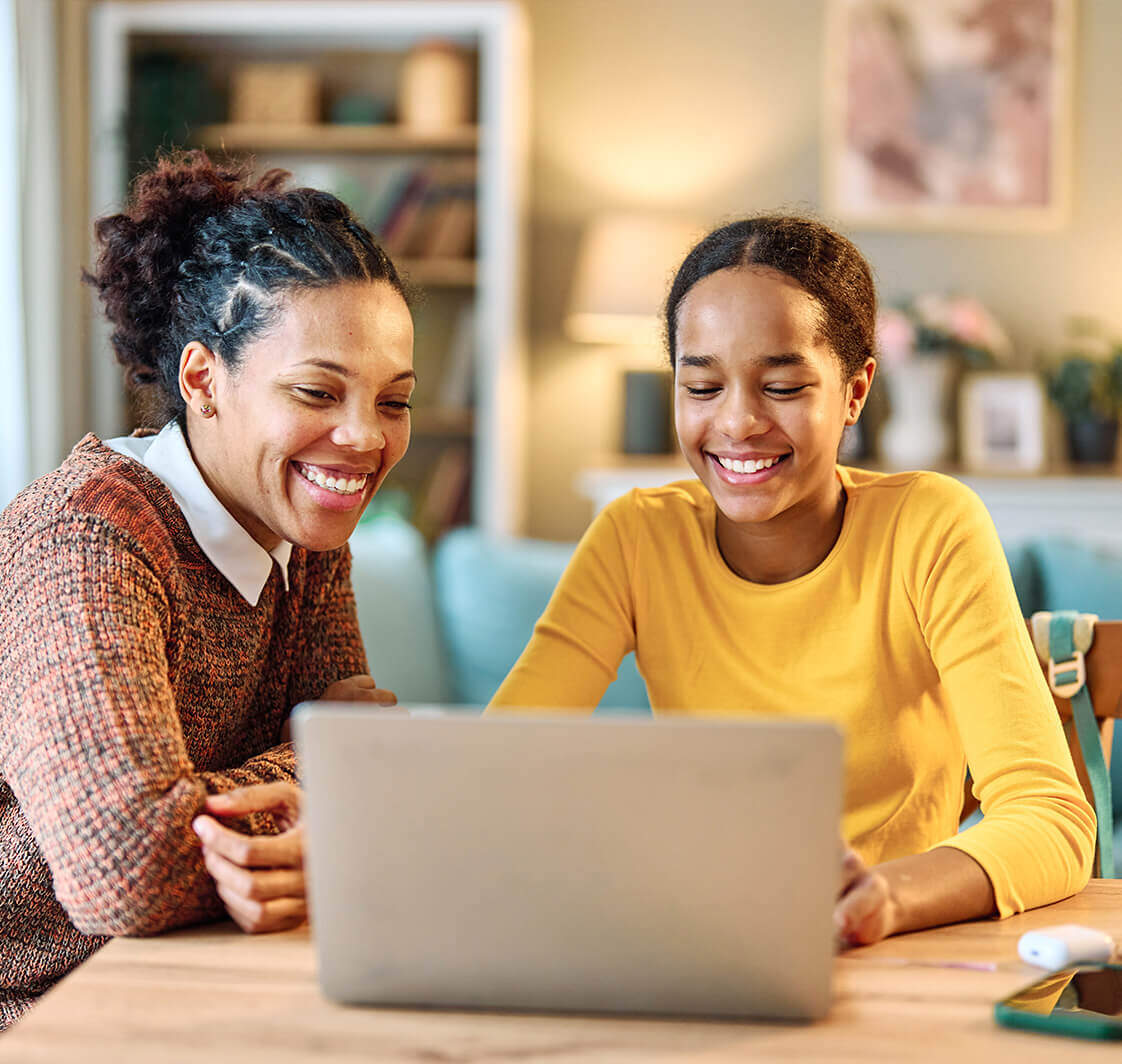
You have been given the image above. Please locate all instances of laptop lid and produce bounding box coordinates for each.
[293,707,843,1020]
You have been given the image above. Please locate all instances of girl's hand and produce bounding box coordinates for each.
[835,847,896,949]
[192,782,306,934]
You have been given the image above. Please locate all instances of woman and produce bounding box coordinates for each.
[0,151,410,1028]
[490,216,1095,945]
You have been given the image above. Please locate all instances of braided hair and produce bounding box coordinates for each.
[84,149,406,423]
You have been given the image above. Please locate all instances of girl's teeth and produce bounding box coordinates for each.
[717,455,780,474]
[298,464,366,495]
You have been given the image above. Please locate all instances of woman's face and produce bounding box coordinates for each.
[673,266,871,531]
[186,280,415,552]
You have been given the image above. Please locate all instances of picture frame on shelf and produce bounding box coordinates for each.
[822,0,1074,231]
[959,372,1047,475]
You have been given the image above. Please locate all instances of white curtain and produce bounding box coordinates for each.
[0,0,29,508]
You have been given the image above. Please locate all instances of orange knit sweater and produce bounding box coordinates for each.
[0,435,366,1029]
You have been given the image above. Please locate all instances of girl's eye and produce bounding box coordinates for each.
[684,385,721,397]
[381,399,414,412]
[765,385,809,397]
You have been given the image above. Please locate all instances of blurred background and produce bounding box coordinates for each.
[2,0,1120,545]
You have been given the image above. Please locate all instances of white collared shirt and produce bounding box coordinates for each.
[105,421,292,607]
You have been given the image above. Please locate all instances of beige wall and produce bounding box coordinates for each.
[521,0,1122,539]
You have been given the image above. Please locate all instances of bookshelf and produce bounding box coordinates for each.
[88,1,528,536]
[195,122,480,153]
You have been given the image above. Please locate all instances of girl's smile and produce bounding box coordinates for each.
[673,265,873,583]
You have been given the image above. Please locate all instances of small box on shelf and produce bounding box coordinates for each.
[229,63,321,125]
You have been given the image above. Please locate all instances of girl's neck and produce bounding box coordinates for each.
[715,480,848,585]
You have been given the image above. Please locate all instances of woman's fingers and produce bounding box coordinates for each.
[215,882,307,935]
[201,846,306,901]
[204,781,302,822]
[192,815,304,869]
[320,673,398,706]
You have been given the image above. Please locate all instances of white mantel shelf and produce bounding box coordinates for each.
[577,461,1122,552]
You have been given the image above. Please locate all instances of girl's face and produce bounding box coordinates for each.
[673,266,872,533]
[184,280,414,553]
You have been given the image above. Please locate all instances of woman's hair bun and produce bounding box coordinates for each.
[83,150,289,394]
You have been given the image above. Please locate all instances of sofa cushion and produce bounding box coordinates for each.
[1003,542,1041,616]
[348,515,453,705]
[1031,538,1122,618]
[432,528,649,711]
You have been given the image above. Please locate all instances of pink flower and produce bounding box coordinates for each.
[875,307,916,365]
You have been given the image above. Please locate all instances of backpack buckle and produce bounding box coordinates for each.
[1048,651,1086,699]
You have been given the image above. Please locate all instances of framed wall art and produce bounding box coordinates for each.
[958,372,1047,473]
[823,0,1074,230]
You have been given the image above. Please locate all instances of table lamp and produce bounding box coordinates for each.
[565,213,701,454]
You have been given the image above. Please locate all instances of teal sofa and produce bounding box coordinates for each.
[348,514,1122,851]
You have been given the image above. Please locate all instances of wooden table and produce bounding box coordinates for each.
[4,881,1122,1062]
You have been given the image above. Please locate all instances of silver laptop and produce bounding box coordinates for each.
[292,707,843,1021]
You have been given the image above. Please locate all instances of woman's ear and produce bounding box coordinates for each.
[845,359,877,426]
[179,341,219,418]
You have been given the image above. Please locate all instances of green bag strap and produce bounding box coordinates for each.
[1032,610,1114,879]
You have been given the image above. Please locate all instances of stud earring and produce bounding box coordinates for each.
[200,403,215,418]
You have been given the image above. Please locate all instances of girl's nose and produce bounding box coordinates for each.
[716,396,769,440]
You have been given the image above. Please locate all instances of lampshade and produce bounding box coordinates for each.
[565,214,703,345]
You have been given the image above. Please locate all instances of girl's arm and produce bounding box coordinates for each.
[488,503,637,713]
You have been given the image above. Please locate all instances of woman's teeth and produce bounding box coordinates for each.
[296,462,367,495]
[717,455,781,474]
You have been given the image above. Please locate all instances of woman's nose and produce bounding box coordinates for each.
[332,406,385,452]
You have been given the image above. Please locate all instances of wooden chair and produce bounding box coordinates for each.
[961,620,1122,836]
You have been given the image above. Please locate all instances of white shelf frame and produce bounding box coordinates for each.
[88,0,528,535]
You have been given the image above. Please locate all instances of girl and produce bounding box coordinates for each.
[490,216,1095,945]
[0,151,410,1027]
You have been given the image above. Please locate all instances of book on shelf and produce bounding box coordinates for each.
[376,160,477,260]
[415,442,472,537]
[436,303,476,411]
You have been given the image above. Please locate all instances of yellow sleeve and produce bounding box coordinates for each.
[488,499,637,714]
[908,477,1096,915]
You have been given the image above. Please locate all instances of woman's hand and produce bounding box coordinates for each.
[834,847,895,949]
[192,782,307,934]
[319,673,398,706]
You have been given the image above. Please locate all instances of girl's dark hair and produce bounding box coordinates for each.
[84,149,407,423]
[665,215,876,379]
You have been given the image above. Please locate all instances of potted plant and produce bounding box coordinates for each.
[1045,346,1122,465]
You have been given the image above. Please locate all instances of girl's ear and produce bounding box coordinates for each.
[845,359,877,426]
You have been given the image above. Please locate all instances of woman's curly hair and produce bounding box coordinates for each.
[84,149,406,423]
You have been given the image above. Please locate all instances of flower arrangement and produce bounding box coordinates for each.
[875,294,1013,368]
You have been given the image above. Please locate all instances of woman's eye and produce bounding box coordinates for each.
[296,387,335,402]
[381,399,414,412]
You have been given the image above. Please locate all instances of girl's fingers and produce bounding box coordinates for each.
[838,847,866,896]
[835,872,891,947]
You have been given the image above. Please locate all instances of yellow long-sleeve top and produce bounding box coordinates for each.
[491,468,1095,916]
